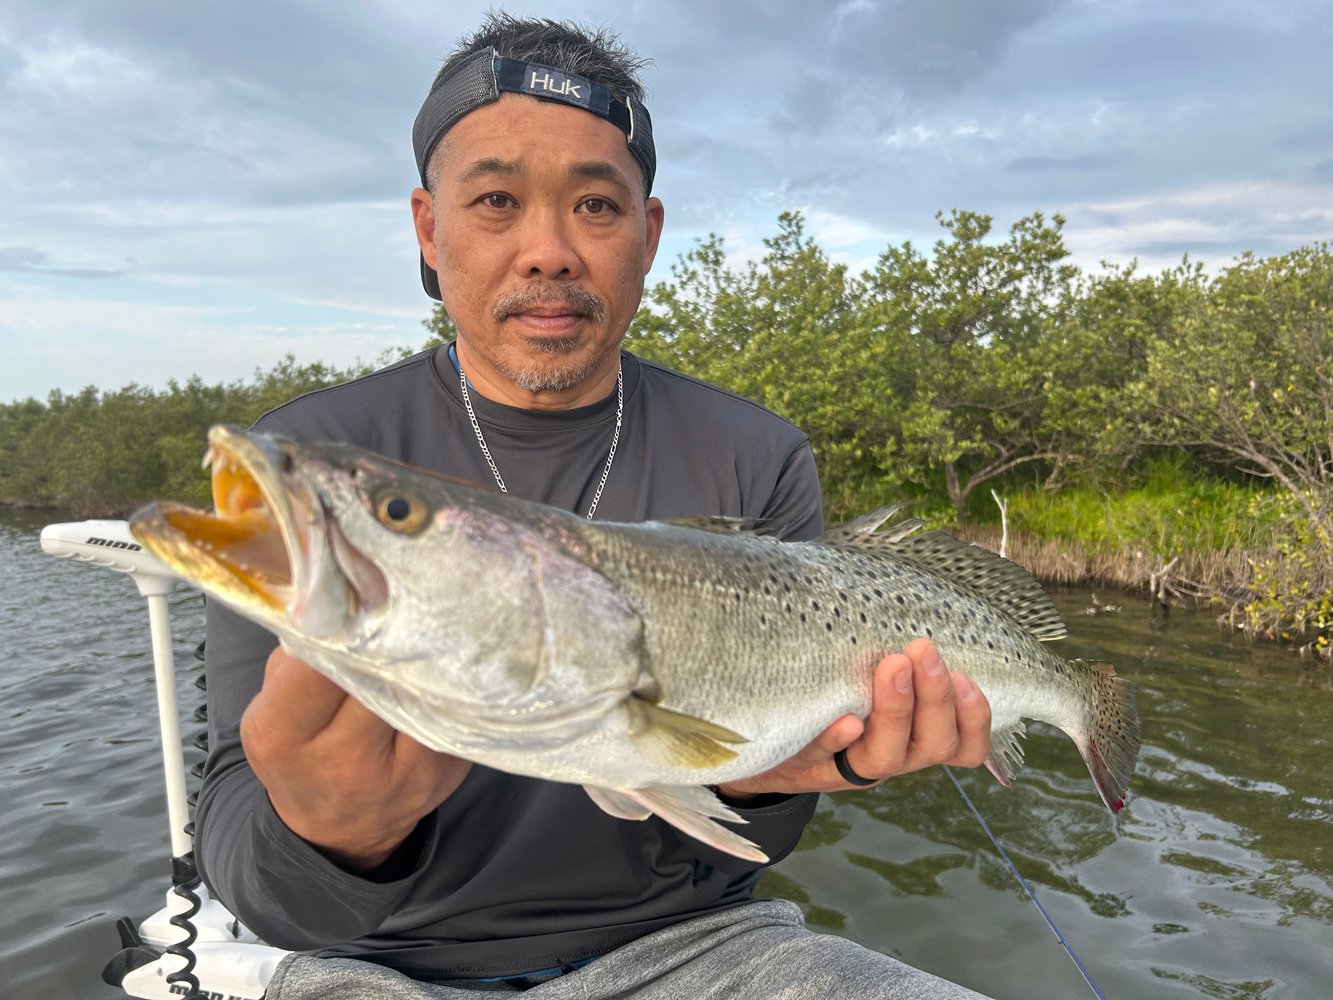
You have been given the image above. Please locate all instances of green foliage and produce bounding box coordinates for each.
[422,305,458,348]
[1123,243,1333,635]
[859,209,1085,511]
[1245,491,1333,653]
[0,357,355,514]
[1129,245,1333,531]
[631,212,896,518]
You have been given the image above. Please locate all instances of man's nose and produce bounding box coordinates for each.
[512,208,583,278]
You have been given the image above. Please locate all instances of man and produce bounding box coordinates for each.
[197,14,992,998]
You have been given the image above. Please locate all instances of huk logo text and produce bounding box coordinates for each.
[527,70,583,99]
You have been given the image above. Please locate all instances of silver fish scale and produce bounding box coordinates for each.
[576,520,1090,773]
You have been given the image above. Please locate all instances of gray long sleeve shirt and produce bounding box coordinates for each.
[196,346,825,980]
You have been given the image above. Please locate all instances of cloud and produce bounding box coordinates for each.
[1,0,1332,402]
[0,244,129,278]
[1310,158,1333,183]
[1062,180,1333,271]
[0,289,420,403]
[1005,152,1123,174]
[832,0,1069,98]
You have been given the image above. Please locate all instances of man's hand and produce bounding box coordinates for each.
[717,638,991,797]
[240,646,472,873]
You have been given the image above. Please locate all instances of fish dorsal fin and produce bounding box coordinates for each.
[819,504,927,547]
[821,510,1067,642]
[664,515,765,535]
[626,695,749,769]
[897,532,1068,641]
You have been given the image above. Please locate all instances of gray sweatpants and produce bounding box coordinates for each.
[263,900,990,999]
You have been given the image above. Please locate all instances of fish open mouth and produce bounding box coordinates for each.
[130,426,311,616]
[131,425,390,638]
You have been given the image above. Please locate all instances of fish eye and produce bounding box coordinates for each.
[372,489,431,534]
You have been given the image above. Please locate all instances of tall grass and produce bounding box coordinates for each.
[953,457,1331,659]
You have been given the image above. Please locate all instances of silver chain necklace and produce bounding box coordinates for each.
[457,359,623,520]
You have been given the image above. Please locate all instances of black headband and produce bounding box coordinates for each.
[412,49,657,299]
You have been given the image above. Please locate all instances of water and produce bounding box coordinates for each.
[1,509,1330,999]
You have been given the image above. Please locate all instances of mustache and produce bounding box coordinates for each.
[492,284,607,324]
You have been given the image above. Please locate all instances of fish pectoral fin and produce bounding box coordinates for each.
[598,784,769,863]
[983,720,1028,787]
[626,696,748,769]
[583,785,653,821]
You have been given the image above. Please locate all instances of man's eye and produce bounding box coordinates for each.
[481,193,514,209]
[578,198,615,215]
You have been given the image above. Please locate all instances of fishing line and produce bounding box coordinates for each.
[942,766,1108,1000]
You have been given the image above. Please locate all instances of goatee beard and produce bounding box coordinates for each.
[497,345,616,394]
[485,284,612,393]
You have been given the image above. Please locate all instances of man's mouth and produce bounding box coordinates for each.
[492,284,606,324]
[505,304,585,321]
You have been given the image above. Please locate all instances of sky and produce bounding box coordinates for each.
[1,0,1331,404]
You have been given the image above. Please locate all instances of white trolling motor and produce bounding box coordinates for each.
[41,520,288,1000]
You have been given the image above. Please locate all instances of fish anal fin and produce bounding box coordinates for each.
[984,720,1028,788]
[599,784,769,863]
[983,758,1012,788]
[626,696,748,770]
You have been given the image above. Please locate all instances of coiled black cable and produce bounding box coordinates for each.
[164,636,211,1000]
[165,854,207,1000]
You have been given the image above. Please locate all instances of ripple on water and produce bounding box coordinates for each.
[2,512,207,999]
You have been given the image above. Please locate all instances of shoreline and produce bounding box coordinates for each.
[954,522,1331,662]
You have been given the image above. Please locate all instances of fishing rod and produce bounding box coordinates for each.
[942,765,1108,1000]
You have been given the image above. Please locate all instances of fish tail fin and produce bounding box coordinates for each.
[1075,660,1142,814]
[583,783,769,863]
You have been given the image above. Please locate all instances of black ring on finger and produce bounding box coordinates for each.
[833,748,878,786]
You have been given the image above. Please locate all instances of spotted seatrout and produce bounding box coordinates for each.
[129,425,1141,861]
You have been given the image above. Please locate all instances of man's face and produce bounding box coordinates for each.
[411,93,664,408]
